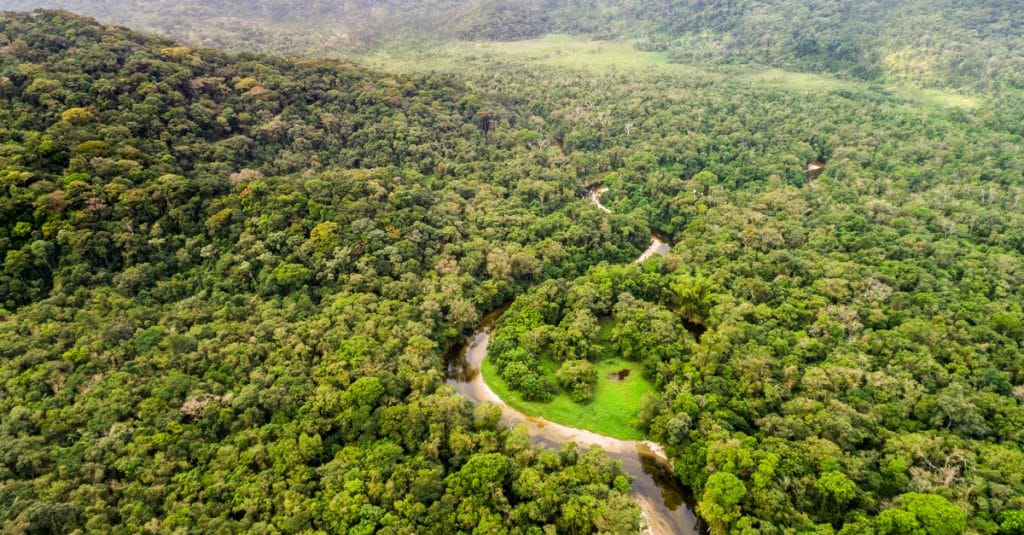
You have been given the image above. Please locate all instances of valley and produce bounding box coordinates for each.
[2,4,1024,534]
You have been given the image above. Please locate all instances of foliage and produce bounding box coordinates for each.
[697,471,747,533]
[4,4,1024,534]
[483,356,653,440]
[556,359,597,403]
[8,1,1024,89]
[875,493,967,535]
[0,11,649,533]
[489,265,691,400]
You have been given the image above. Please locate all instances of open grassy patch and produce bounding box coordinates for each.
[731,66,979,109]
[482,355,655,440]
[908,88,980,109]
[365,34,685,75]
[737,66,854,93]
[471,34,678,73]
[363,34,981,110]
[596,316,616,342]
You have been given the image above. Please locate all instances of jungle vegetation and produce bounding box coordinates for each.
[2,3,1024,535]
[0,10,649,533]
[3,0,1023,89]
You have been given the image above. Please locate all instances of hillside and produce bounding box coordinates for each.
[0,10,649,533]
[3,0,1024,88]
[551,0,1024,90]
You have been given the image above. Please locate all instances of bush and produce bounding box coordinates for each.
[556,359,598,403]
[520,373,556,402]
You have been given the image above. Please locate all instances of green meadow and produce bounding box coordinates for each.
[481,355,655,441]
[365,34,979,110]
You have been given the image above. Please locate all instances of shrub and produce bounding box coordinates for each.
[556,359,598,403]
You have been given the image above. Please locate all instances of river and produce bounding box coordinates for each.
[444,186,702,534]
[590,185,671,264]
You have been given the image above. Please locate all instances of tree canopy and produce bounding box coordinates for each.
[3,5,1024,534]
[0,11,648,533]
[7,0,1024,89]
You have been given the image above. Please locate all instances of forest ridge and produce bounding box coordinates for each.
[2,0,1023,89]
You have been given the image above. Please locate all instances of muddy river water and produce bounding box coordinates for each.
[444,186,703,534]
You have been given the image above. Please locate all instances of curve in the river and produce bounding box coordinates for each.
[590,184,671,263]
[445,185,702,534]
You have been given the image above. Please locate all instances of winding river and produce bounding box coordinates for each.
[445,186,701,534]
[591,185,671,263]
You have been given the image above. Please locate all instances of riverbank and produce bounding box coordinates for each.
[480,356,654,440]
[446,321,701,535]
[443,183,703,534]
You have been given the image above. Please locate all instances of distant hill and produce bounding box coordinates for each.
[2,0,1023,89]
[613,0,1024,90]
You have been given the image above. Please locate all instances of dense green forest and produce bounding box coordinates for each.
[4,3,1024,535]
[4,0,1024,89]
[441,45,1024,532]
[0,10,651,533]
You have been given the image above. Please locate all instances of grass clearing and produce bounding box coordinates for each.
[366,34,688,75]
[596,317,616,342]
[363,34,981,110]
[470,34,676,73]
[735,67,978,108]
[910,87,981,109]
[482,355,655,440]
[737,66,854,93]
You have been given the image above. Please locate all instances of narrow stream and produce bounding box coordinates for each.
[637,237,671,263]
[590,184,670,263]
[589,186,612,213]
[444,185,703,534]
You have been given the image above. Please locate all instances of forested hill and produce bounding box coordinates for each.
[3,0,1024,89]
[0,10,651,532]
[604,0,1024,90]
